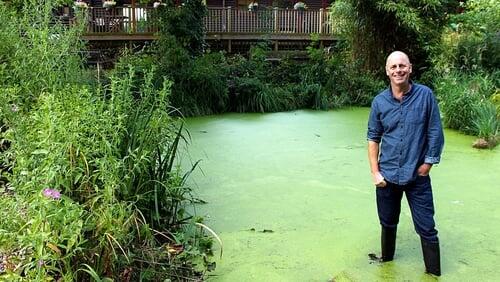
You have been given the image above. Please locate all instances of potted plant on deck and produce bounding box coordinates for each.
[103,0,116,8]
[153,1,166,8]
[293,1,307,10]
[73,0,88,9]
[248,1,259,11]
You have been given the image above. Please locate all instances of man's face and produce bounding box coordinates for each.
[385,53,412,87]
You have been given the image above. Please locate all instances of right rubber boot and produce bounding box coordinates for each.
[381,226,397,262]
[421,238,441,276]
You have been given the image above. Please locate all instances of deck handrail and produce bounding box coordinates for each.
[205,7,332,35]
[76,6,332,36]
[83,6,159,34]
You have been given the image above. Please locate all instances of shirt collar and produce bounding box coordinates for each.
[386,81,415,101]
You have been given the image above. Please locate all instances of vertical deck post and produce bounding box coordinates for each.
[131,0,136,33]
[273,7,278,33]
[227,7,232,33]
[319,8,323,34]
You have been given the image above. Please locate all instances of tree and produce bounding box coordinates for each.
[331,0,460,77]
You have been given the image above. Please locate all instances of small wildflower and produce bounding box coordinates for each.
[42,188,61,200]
[37,259,45,267]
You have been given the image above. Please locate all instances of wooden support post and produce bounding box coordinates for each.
[228,39,232,53]
[131,0,136,33]
[227,7,232,33]
[273,7,278,33]
[274,40,278,51]
[319,8,323,34]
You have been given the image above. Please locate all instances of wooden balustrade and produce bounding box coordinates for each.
[85,6,159,34]
[79,6,331,36]
[205,7,332,35]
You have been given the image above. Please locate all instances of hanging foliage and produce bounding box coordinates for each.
[330,0,460,77]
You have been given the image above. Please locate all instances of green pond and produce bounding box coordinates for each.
[182,108,500,281]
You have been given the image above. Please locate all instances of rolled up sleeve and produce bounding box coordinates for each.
[367,100,383,143]
[424,94,444,164]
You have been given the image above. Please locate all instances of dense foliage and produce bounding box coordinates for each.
[329,0,498,147]
[430,0,499,147]
[1,1,498,279]
[149,38,384,116]
[0,1,214,280]
[330,0,460,78]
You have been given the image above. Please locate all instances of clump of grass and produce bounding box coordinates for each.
[472,102,499,149]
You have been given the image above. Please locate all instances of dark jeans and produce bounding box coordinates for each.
[376,175,438,242]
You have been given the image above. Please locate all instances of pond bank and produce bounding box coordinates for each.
[183,108,500,281]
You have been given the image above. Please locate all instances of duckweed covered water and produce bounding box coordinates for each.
[182,108,500,281]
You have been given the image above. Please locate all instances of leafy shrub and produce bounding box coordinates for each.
[456,0,499,69]
[156,0,207,56]
[153,35,228,116]
[0,66,215,280]
[230,77,267,112]
[322,50,385,108]
[330,0,459,78]
[431,0,500,73]
[435,71,497,134]
[0,2,85,108]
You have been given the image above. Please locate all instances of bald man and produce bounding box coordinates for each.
[367,51,444,276]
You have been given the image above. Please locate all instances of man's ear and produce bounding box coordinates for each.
[408,64,413,74]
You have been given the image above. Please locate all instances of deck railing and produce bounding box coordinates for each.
[84,6,159,34]
[77,6,332,36]
[205,8,332,35]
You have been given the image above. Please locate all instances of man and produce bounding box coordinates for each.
[367,51,444,276]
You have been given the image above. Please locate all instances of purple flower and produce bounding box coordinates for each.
[38,259,45,267]
[42,188,61,200]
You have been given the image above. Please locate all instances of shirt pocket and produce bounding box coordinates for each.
[407,106,426,124]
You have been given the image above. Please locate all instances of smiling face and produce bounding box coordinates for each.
[385,51,412,88]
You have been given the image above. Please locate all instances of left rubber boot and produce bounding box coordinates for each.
[421,238,441,276]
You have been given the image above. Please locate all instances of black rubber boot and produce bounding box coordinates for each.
[421,238,441,276]
[381,226,397,262]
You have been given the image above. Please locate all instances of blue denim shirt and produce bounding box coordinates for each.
[367,83,444,185]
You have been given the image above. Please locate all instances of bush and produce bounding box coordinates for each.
[322,50,385,108]
[0,67,215,280]
[435,71,497,134]
[230,77,267,112]
[431,0,500,73]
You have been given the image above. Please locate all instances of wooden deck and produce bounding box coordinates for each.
[78,6,335,42]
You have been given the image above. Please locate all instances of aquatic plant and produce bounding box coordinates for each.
[472,102,499,148]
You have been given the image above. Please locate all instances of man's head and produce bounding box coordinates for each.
[385,51,412,88]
